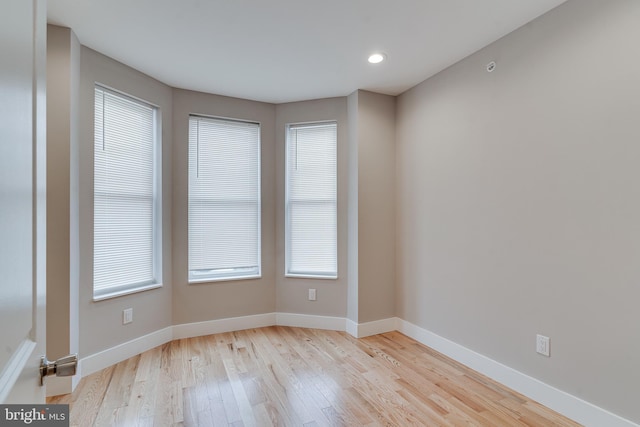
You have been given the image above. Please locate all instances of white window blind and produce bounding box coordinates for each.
[286,122,337,278]
[94,86,161,300]
[188,116,261,282]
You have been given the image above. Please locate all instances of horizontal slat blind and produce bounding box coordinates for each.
[286,122,337,277]
[94,87,158,298]
[188,116,261,281]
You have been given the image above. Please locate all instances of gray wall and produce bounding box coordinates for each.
[171,89,277,324]
[396,0,640,422]
[275,98,349,317]
[347,90,396,324]
[353,91,396,323]
[45,2,640,422]
[77,47,174,357]
[51,44,352,356]
[46,24,81,393]
[347,92,359,322]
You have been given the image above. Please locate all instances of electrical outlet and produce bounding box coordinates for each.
[308,288,317,301]
[536,334,550,357]
[123,308,133,325]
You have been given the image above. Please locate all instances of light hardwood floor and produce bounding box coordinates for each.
[48,326,581,426]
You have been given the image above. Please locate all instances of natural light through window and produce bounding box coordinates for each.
[285,121,337,278]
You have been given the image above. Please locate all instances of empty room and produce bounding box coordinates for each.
[2,0,639,426]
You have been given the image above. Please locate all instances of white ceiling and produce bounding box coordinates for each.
[47,0,567,104]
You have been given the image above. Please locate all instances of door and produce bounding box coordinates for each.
[0,0,47,403]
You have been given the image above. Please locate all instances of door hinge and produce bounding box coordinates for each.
[39,354,78,386]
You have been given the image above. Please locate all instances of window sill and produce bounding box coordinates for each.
[188,274,261,284]
[285,273,337,280]
[93,282,162,302]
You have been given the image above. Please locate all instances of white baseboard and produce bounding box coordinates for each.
[396,319,638,427]
[75,313,636,427]
[77,313,395,380]
[345,319,358,337]
[173,313,276,340]
[78,312,344,379]
[275,312,345,331]
[355,317,398,338]
[79,326,172,378]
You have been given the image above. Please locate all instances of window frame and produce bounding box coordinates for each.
[187,114,262,283]
[92,84,163,301]
[285,120,338,279]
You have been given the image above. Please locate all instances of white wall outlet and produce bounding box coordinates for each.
[123,308,133,324]
[536,334,550,357]
[308,288,317,301]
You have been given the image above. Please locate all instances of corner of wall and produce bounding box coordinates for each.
[347,90,360,324]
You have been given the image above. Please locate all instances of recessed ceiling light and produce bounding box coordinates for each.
[368,53,386,64]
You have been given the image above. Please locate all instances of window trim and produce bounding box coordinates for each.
[187,114,262,283]
[285,120,338,280]
[92,84,163,301]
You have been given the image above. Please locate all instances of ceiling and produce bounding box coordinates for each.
[47,0,568,104]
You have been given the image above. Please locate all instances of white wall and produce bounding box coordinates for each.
[396,0,640,422]
[1,0,47,404]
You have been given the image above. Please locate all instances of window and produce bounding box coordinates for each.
[93,86,161,300]
[286,121,337,278]
[188,116,261,282]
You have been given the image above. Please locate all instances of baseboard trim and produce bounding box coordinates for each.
[345,319,358,337]
[79,326,173,378]
[275,312,345,331]
[173,313,276,340]
[75,313,637,426]
[78,312,344,380]
[345,317,398,338]
[356,317,398,338]
[396,319,638,427]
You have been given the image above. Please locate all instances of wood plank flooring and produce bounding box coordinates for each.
[48,326,582,426]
